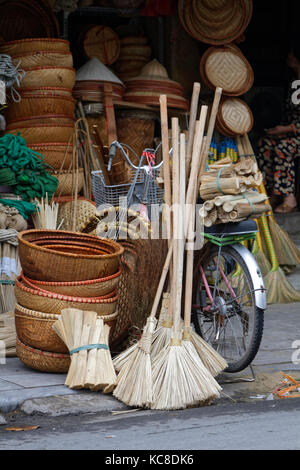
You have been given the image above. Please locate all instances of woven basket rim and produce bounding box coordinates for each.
[7,123,74,129]
[22,66,75,72]
[14,95,76,102]
[52,168,84,175]
[18,229,124,261]
[15,302,119,322]
[15,277,119,304]
[25,268,122,288]
[1,38,70,46]
[8,114,75,123]
[29,142,73,149]
[16,337,70,358]
[20,87,73,92]
[12,51,73,58]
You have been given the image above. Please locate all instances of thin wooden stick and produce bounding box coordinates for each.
[186,83,201,182]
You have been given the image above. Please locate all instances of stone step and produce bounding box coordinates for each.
[274,211,300,239]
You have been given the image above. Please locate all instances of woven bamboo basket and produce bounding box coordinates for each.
[28,143,73,170]
[7,115,74,128]
[7,123,74,144]
[15,277,119,316]
[15,304,68,353]
[6,96,76,121]
[57,199,96,232]
[0,38,70,55]
[21,67,76,89]
[116,109,156,166]
[119,45,151,58]
[51,168,84,197]
[218,97,254,135]
[16,337,70,373]
[12,51,73,68]
[18,229,124,281]
[23,268,122,297]
[20,87,73,98]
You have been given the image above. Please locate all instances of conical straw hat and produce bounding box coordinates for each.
[76,57,124,86]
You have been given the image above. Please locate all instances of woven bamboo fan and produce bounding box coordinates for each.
[200,45,254,96]
[218,98,253,136]
[178,0,253,45]
[0,38,70,55]
[21,66,76,89]
[12,51,73,68]
[16,337,70,373]
[83,25,120,65]
[0,0,60,41]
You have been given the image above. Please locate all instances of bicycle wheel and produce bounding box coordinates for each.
[192,244,264,373]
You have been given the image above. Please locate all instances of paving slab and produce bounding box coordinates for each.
[2,373,66,389]
[0,378,23,392]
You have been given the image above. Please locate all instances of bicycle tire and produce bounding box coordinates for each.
[193,244,264,373]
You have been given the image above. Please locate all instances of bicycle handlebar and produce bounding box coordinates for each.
[108,140,165,172]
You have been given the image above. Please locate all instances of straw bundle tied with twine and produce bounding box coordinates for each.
[239,135,300,304]
[53,308,116,392]
[113,87,227,410]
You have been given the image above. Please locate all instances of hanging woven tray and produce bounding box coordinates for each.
[218,97,253,136]
[82,25,120,65]
[21,66,76,89]
[0,38,70,55]
[12,51,73,68]
[200,45,254,96]
[18,229,124,281]
[5,96,76,121]
[16,337,70,373]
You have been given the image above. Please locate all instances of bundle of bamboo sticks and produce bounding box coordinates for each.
[199,190,272,227]
[53,308,117,392]
[199,156,263,200]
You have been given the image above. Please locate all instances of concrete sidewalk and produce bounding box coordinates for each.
[0,301,299,417]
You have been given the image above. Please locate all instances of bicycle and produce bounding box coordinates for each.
[192,219,266,373]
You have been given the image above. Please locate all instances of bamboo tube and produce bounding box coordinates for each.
[186,82,200,181]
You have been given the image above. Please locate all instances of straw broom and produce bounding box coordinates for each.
[151,108,221,410]
[112,241,173,407]
[242,134,300,270]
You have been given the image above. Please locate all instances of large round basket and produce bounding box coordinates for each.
[14,303,119,351]
[5,96,76,121]
[6,123,74,144]
[28,143,73,170]
[18,229,124,281]
[23,268,122,297]
[0,38,70,55]
[16,337,70,373]
[20,87,73,98]
[116,109,156,166]
[15,277,119,316]
[15,304,68,353]
[51,168,85,197]
[12,51,73,68]
[21,66,76,89]
[83,25,120,65]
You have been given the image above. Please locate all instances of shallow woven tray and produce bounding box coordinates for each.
[16,337,70,373]
[7,123,74,144]
[201,45,254,96]
[21,66,76,89]
[29,142,73,170]
[178,0,252,45]
[219,98,253,135]
[83,25,120,65]
[12,51,73,68]
[0,38,70,55]
[6,96,75,121]
[18,229,124,282]
[15,277,118,316]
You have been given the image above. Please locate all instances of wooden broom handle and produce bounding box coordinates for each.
[104,83,117,147]
[198,87,222,178]
[149,240,173,319]
[159,95,172,241]
[186,82,201,182]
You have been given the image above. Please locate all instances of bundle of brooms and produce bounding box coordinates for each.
[112,87,228,410]
[53,308,117,392]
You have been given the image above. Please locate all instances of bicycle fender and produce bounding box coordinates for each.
[231,243,267,310]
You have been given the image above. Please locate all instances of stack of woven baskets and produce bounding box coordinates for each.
[15,229,124,373]
[0,39,76,178]
[113,35,152,81]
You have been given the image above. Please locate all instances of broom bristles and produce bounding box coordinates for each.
[268,218,298,268]
[151,342,221,410]
[113,342,138,373]
[264,268,300,304]
[190,330,228,377]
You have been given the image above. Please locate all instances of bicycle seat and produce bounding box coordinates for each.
[205,220,258,236]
